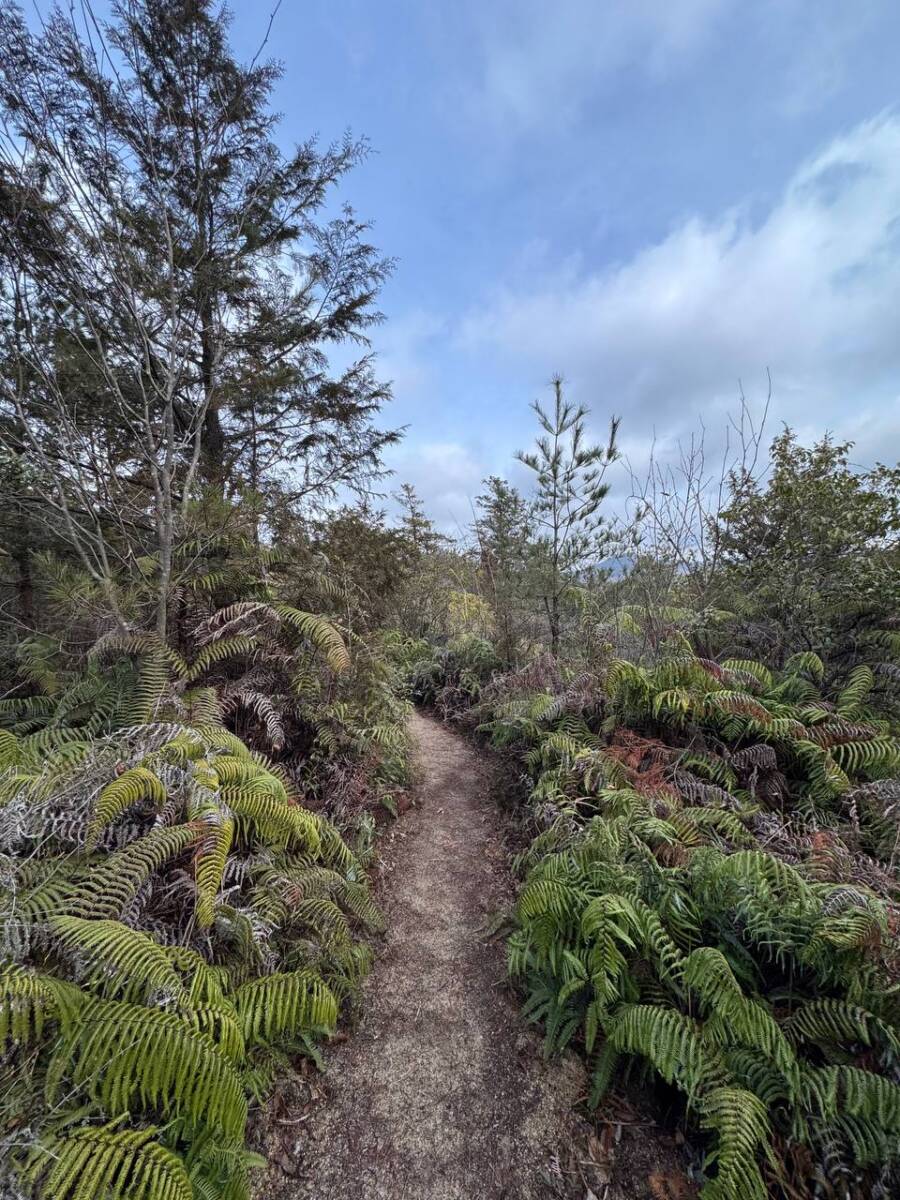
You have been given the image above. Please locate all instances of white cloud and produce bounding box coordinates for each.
[384,439,488,533]
[459,112,900,462]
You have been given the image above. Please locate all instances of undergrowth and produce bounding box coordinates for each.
[0,557,410,1200]
[413,634,900,1199]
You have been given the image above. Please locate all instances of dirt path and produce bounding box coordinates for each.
[257,710,588,1199]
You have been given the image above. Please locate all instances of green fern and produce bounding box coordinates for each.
[223,783,321,851]
[28,1124,193,1200]
[607,1004,726,1099]
[0,965,83,1046]
[271,604,350,674]
[186,636,258,682]
[51,997,247,1137]
[87,766,166,848]
[51,917,184,1001]
[0,545,402,1200]
[784,999,899,1054]
[836,666,875,716]
[699,1087,772,1200]
[63,824,200,920]
[497,641,900,1196]
[234,970,338,1045]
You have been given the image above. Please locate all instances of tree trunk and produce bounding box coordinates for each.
[545,593,560,659]
[199,271,225,490]
[550,607,560,658]
[156,538,170,641]
[202,403,227,488]
[14,549,33,626]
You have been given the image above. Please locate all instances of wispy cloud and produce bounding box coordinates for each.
[377,310,446,423]
[384,439,490,532]
[458,113,900,460]
[455,0,733,133]
[773,0,884,117]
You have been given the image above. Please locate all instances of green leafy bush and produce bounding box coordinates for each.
[473,647,900,1197]
[407,634,500,715]
[0,671,383,1198]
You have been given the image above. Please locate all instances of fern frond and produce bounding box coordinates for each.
[188,1003,247,1064]
[803,1065,900,1130]
[607,1004,726,1099]
[222,690,285,750]
[52,997,247,1138]
[187,637,258,682]
[720,660,774,690]
[87,767,167,848]
[180,687,224,725]
[194,813,235,928]
[685,947,795,1073]
[783,651,825,682]
[0,964,84,1046]
[518,878,586,922]
[272,605,350,674]
[223,785,320,852]
[65,824,199,919]
[51,916,184,1001]
[0,728,20,769]
[707,691,772,724]
[124,650,172,725]
[836,666,874,717]
[784,999,899,1054]
[28,1124,193,1200]
[830,737,899,775]
[699,1086,771,1200]
[234,970,338,1045]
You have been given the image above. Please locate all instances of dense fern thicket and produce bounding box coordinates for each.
[411,632,900,1199]
[1,537,412,813]
[0,715,382,1198]
[0,541,412,1200]
[405,633,501,717]
[0,1,419,1194]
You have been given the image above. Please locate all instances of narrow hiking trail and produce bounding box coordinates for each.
[254,711,591,1199]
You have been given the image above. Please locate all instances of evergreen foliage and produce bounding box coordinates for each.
[0,620,396,1199]
[439,637,900,1197]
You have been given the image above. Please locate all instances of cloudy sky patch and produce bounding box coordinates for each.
[225,0,900,526]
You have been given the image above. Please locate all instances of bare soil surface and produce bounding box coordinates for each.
[254,712,694,1200]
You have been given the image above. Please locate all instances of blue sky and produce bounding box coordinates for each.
[140,4,900,523]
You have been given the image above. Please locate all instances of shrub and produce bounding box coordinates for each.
[474,647,900,1197]
[407,635,501,715]
[0,655,385,1198]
